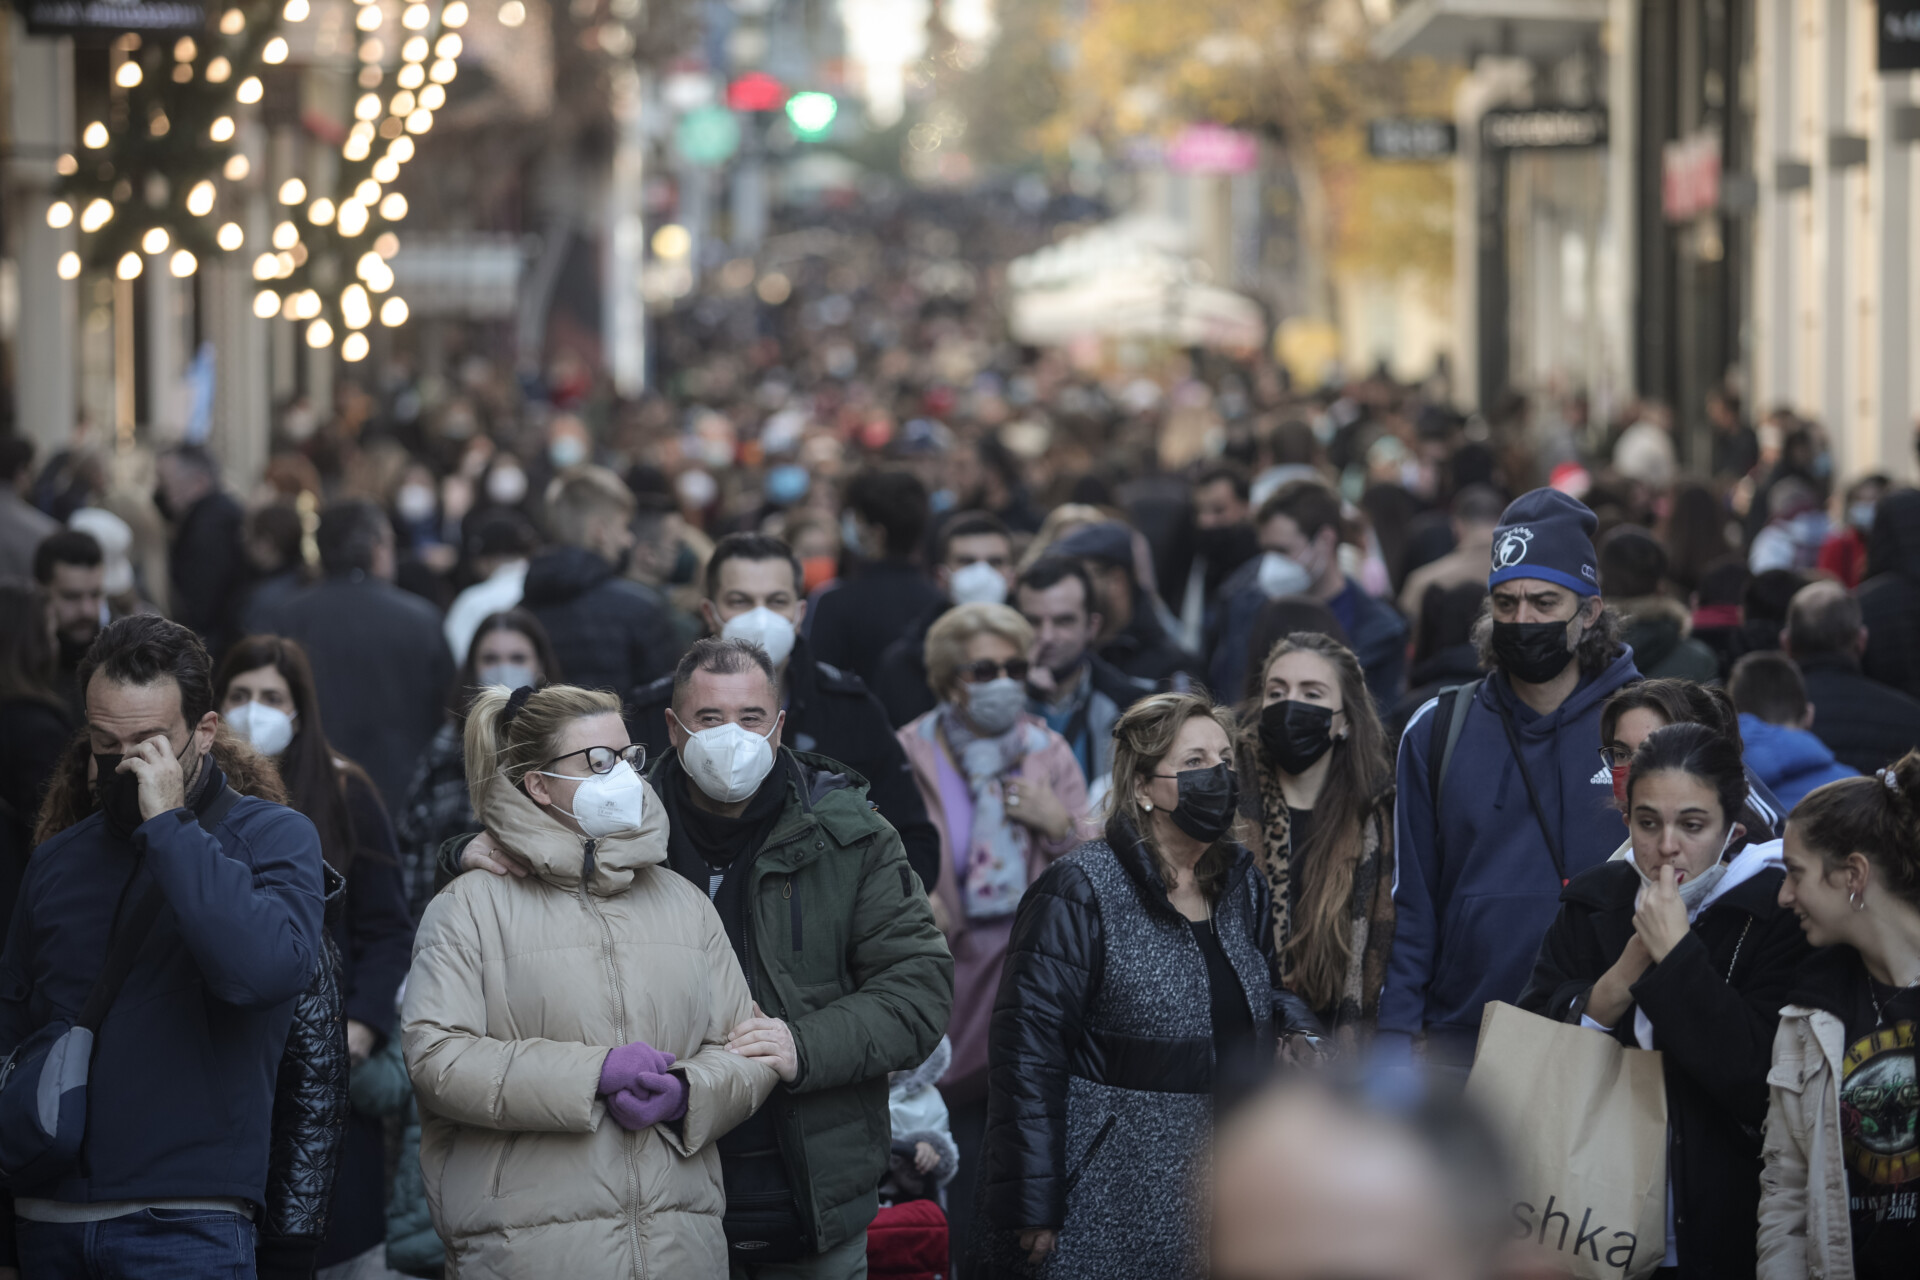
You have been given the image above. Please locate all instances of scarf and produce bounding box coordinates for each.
[939,704,1047,922]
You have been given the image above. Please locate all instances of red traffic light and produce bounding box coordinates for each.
[726,72,786,113]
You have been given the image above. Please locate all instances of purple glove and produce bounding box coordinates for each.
[599,1041,676,1098]
[606,1070,688,1131]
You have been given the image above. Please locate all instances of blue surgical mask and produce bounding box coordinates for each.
[480,663,537,691]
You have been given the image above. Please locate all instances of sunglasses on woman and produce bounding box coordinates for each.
[542,744,647,775]
[961,658,1030,683]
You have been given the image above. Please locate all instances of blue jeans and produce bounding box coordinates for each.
[17,1207,257,1279]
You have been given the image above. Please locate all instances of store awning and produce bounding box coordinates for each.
[1371,0,1607,63]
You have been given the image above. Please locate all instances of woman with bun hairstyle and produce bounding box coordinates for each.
[1760,751,1920,1280]
[401,682,776,1277]
[1236,631,1395,1038]
[1519,722,1812,1277]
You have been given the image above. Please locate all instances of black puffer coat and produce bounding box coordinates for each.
[521,545,679,696]
[256,863,350,1280]
[981,821,1319,1279]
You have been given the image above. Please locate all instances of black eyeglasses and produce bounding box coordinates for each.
[1597,745,1631,769]
[542,744,646,775]
[961,658,1030,683]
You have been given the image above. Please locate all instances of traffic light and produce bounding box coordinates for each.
[784,91,838,141]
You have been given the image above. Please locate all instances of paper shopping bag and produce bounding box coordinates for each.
[1465,1001,1669,1280]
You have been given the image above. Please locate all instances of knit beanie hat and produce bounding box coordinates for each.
[1487,488,1601,596]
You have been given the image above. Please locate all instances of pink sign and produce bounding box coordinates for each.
[1165,125,1259,174]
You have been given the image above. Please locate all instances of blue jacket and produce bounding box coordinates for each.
[0,765,326,1208]
[1381,649,1641,1056]
[1208,566,1407,707]
[1737,714,1857,812]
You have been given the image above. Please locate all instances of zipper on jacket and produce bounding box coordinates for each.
[787,877,802,952]
[573,838,647,1280]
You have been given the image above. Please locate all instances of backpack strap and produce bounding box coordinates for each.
[76,787,241,1035]
[1426,680,1479,820]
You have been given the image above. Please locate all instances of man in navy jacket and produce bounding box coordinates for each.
[0,615,325,1276]
[1383,489,1642,1069]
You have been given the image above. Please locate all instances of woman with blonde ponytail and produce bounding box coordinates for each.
[402,682,776,1278]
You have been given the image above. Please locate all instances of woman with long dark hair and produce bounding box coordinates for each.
[214,635,414,1277]
[395,607,559,920]
[1519,722,1811,1276]
[0,583,74,927]
[1238,632,1395,1038]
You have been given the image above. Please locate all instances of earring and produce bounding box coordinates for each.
[1141,800,1153,812]
[1851,889,1868,912]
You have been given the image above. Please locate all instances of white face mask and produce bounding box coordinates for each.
[537,759,647,838]
[1257,550,1312,598]
[722,606,796,668]
[676,715,779,804]
[949,560,1009,606]
[226,702,296,758]
[479,663,537,691]
[963,676,1026,736]
[1634,827,1739,915]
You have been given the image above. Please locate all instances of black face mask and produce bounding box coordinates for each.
[1259,700,1337,774]
[1163,762,1239,845]
[1491,619,1578,685]
[94,738,195,840]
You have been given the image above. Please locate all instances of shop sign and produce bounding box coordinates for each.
[1483,107,1608,151]
[1662,130,1721,221]
[24,0,203,34]
[1881,1,1920,71]
[1368,118,1457,160]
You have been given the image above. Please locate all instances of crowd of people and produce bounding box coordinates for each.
[0,199,1917,1280]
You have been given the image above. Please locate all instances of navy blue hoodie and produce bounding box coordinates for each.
[0,763,325,1210]
[1381,648,1641,1057]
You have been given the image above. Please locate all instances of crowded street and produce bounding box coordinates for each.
[0,1,1918,1278]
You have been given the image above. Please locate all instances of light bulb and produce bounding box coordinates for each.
[397,62,425,89]
[401,3,428,28]
[359,38,385,62]
[372,156,399,183]
[80,199,114,232]
[435,33,462,57]
[355,5,382,30]
[341,283,372,328]
[116,252,142,280]
[217,222,244,250]
[272,221,299,250]
[296,290,322,319]
[82,122,109,149]
[306,318,334,348]
[253,252,278,280]
[46,201,73,229]
[443,0,469,25]
[236,76,263,104]
[337,201,370,236]
[498,0,525,25]
[170,249,197,277]
[374,231,400,258]
[55,153,77,175]
[405,109,433,134]
[57,252,81,280]
[343,133,372,161]
[354,93,382,121]
[206,56,232,83]
[141,227,170,255]
[308,198,336,225]
[355,178,381,205]
[379,193,408,220]
[275,251,296,277]
[390,90,416,116]
[278,177,307,205]
[379,296,408,326]
[186,180,216,216]
[342,332,370,362]
[210,115,236,142]
[224,153,250,180]
[418,84,445,111]
[261,36,289,64]
[115,61,143,89]
[283,0,309,18]
[429,58,456,84]
[402,35,428,61]
[174,36,197,61]
[219,8,245,34]
[254,289,281,319]
[388,136,415,162]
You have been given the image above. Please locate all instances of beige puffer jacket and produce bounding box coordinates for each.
[403,776,777,1280]
[1758,1005,1853,1280]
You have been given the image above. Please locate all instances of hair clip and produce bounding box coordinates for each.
[501,683,536,729]
[1877,767,1901,794]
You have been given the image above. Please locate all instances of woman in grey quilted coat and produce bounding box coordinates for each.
[979,691,1322,1279]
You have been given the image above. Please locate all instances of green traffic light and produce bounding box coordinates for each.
[784,91,838,140]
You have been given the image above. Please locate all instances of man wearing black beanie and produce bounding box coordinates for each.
[1381,488,1642,1070]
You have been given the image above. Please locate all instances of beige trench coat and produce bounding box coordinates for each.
[403,776,776,1279]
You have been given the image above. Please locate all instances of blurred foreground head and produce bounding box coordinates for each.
[1210,1076,1549,1280]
